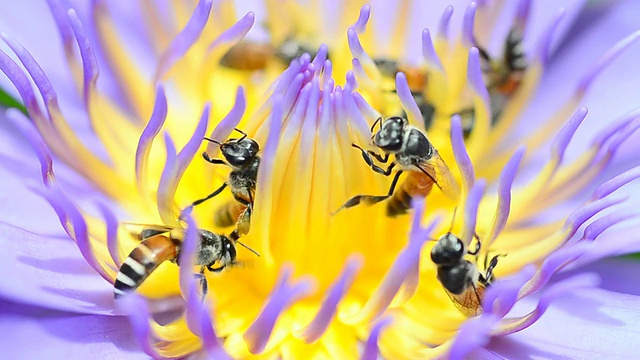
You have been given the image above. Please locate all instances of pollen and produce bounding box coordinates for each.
[3,1,640,359]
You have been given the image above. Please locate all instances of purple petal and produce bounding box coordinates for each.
[0,220,116,314]
[496,273,600,336]
[154,0,213,81]
[448,314,499,360]
[118,294,162,358]
[487,283,640,359]
[0,298,147,359]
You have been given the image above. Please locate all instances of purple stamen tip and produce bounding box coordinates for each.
[451,114,475,192]
[136,85,167,189]
[498,273,599,336]
[578,30,640,95]
[200,302,232,359]
[207,11,255,52]
[487,146,524,244]
[592,165,640,200]
[154,0,214,81]
[583,211,638,241]
[6,109,55,186]
[422,28,444,72]
[535,9,565,65]
[206,87,246,156]
[462,179,486,246]
[395,72,423,125]
[97,202,122,269]
[361,317,393,360]
[353,5,372,34]
[298,255,363,343]
[243,266,315,354]
[552,107,588,163]
[467,47,490,105]
[515,0,532,26]
[438,5,454,39]
[462,2,478,46]
[179,214,199,300]
[347,28,365,58]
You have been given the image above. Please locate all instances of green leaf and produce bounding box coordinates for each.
[0,86,27,114]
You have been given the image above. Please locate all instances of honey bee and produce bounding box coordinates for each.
[220,37,324,71]
[334,116,459,217]
[113,223,258,298]
[374,58,475,137]
[477,27,527,122]
[374,58,436,131]
[430,232,502,317]
[479,28,527,97]
[191,128,259,237]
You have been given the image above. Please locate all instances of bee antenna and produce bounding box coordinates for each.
[236,240,260,257]
[203,137,222,145]
[233,128,248,142]
[449,207,458,233]
[370,117,382,133]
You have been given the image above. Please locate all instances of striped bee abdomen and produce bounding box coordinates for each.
[214,200,247,228]
[386,171,435,217]
[114,235,178,298]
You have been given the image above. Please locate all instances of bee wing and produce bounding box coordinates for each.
[445,283,485,318]
[417,151,461,200]
[121,223,177,241]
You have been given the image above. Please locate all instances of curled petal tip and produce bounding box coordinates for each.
[462,3,477,46]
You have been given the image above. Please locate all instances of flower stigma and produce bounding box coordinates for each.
[2,1,640,359]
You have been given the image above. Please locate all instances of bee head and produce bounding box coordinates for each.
[221,236,237,265]
[220,138,259,167]
[373,116,406,152]
[430,232,465,266]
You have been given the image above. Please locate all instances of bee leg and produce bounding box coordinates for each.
[194,268,208,300]
[467,234,481,255]
[202,152,228,166]
[482,254,505,284]
[332,170,403,215]
[352,143,392,169]
[192,183,228,207]
[231,194,252,237]
[207,264,226,273]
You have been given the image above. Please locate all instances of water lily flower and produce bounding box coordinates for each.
[2,0,640,359]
